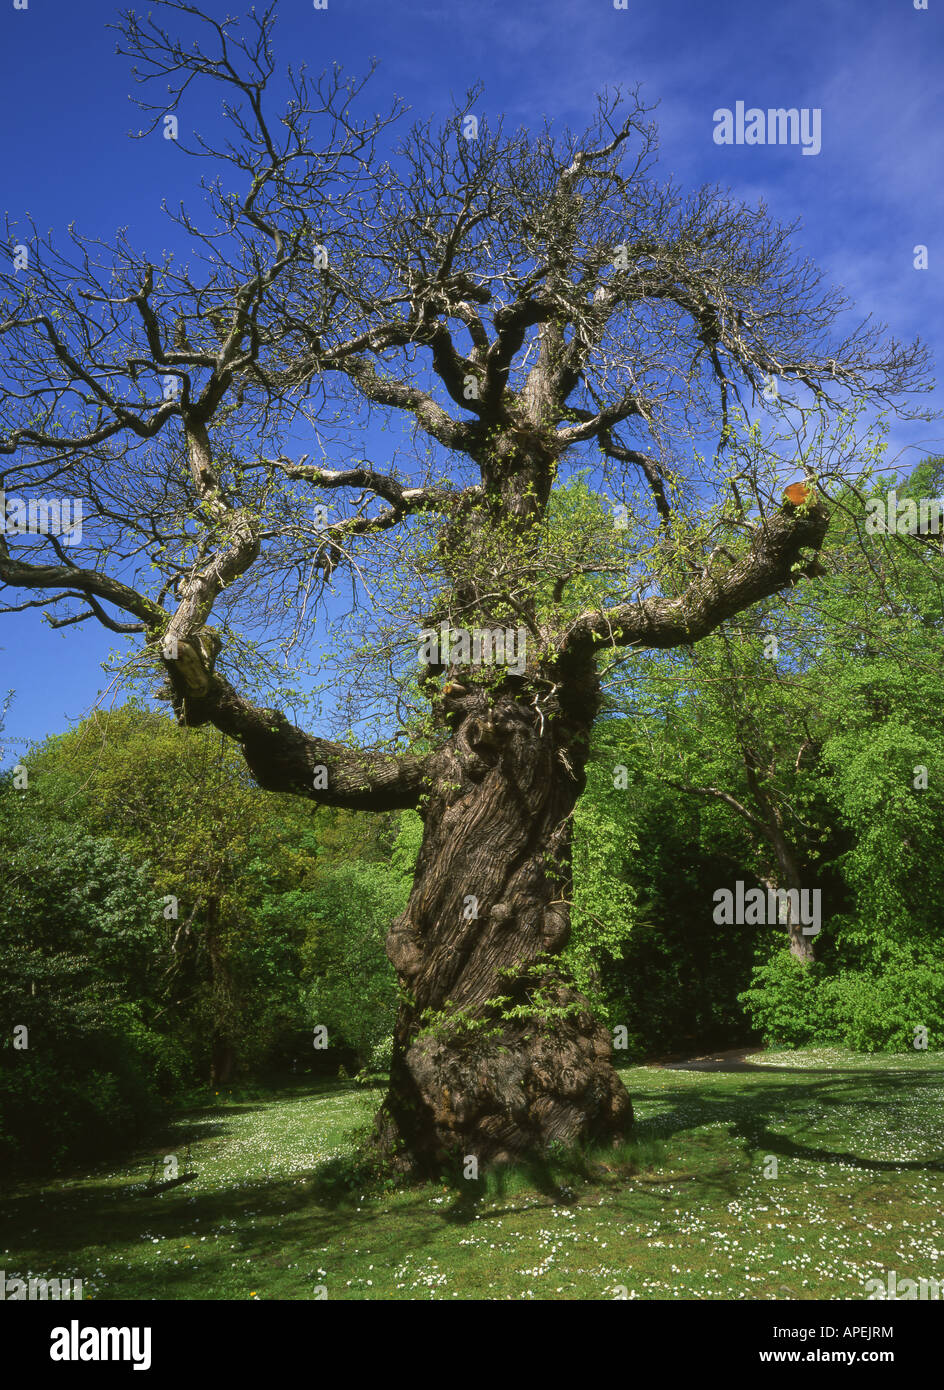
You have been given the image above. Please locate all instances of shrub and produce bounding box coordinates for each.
[739,947,944,1053]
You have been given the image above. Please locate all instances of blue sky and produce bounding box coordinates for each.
[1,0,941,761]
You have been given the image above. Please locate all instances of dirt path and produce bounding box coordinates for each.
[648,1047,763,1072]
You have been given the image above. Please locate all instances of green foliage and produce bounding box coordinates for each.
[739,948,944,1053]
[24,704,330,1082]
[301,859,410,1066]
[595,456,944,1057]
[590,760,759,1056]
[567,751,640,1003]
[391,810,423,875]
[0,799,178,1171]
[737,952,827,1048]
[826,957,944,1052]
[0,705,412,1169]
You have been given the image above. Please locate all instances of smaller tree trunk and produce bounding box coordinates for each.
[761,830,816,964]
[205,897,240,1081]
[210,1039,236,1086]
[743,758,817,964]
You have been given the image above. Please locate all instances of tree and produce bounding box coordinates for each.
[631,622,829,963]
[299,858,410,1072]
[27,704,326,1085]
[0,3,929,1173]
[607,459,944,1049]
[0,781,174,1170]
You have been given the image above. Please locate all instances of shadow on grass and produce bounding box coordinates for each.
[628,1068,944,1177]
[3,1068,942,1295]
[659,1061,944,1076]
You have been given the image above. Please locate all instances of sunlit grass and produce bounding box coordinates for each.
[2,1051,942,1300]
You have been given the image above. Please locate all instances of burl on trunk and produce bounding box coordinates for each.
[375,668,633,1173]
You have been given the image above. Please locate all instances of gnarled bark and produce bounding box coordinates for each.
[374,668,632,1173]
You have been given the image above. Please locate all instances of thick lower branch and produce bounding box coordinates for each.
[161,655,428,811]
[567,495,829,654]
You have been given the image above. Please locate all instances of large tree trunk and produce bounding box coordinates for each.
[374,667,632,1174]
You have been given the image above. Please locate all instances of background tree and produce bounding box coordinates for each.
[0,701,416,1172]
[27,704,410,1084]
[0,2,929,1172]
[595,455,944,1052]
[28,706,309,1083]
[0,777,175,1170]
[629,620,831,963]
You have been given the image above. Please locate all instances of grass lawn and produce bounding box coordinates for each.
[3,1049,942,1300]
